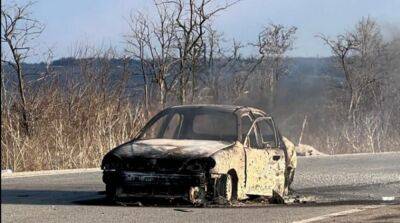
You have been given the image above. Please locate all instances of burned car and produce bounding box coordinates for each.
[101,105,297,205]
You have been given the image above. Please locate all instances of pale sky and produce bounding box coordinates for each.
[5,0,400,62]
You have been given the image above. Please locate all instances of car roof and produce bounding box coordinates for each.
[168,104,267,116]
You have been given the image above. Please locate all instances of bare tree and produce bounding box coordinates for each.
[252,23,297,107]
[126,2,178,110]
[126,0,239,106]
[126,12,151,115]
[1,1,44,135]
[199,27,240,103]
[318,17,385,119]
[316,17,400,154]
[317,33,356,108]
[162,0,239,104]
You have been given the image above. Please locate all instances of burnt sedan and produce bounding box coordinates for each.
[101,105,297,205]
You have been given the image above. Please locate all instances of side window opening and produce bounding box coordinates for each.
[257,119,277,148]
[242,115,260,148]
[247,128,258,148]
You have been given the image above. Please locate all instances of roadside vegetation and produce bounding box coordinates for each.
[1,1,399,171]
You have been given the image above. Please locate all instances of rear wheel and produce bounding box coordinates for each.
[288,169,295,186]
[284,168,296,195]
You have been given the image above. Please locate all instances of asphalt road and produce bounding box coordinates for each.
[2,152,400,223]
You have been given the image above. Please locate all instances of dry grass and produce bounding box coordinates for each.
[1,52,146,172]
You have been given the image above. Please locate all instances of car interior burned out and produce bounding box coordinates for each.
[138,109,238,142]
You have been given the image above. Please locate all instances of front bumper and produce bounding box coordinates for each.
[103,170,207,198]
[103,170,206,186]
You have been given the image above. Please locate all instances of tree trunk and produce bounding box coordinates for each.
[178,70,187,105]
[212,78,219,103]
[160,79,167,109]
[144,82,149,117]
[140,61,149,119]
[191,68,196,103]
[16,63,29,136]
[269,75,275,109]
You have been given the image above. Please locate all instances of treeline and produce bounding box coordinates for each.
[1,1,399,171]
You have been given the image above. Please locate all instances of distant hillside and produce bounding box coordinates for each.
[3,56,342,87]
[2,57,343,141]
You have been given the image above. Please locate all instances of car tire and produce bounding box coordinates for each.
[105,184,117,201]
[217,174,234,203]
[288,168,295,186]
[284,168,295,195]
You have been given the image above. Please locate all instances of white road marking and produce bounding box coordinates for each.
[292,205,384,223]
[1,168,101,179]
[297,151,400,159]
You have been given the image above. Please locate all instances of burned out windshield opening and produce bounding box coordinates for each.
[139,109,237,142]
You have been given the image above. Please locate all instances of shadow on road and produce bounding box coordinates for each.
[2,189,104,205]
[2,189,396,208]
[1,189,198,207]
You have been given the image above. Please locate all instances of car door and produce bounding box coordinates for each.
[242,116,273,196]
[255,117,286,195]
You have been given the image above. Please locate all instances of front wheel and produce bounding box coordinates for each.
[216,174,234,203]
[105,184,117,201]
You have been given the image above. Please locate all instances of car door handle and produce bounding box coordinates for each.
[272,155,281,161]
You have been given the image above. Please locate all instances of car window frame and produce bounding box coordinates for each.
[244,117,278,149]
[243,119,262,149]
[240,113,254,144]
[256,117,278,148]
[252,111,283,148]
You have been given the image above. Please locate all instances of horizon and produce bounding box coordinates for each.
[20,55,336,65]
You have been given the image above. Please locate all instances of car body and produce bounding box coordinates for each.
[101,104,297,205]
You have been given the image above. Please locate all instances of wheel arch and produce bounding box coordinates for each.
[227,168,239,200]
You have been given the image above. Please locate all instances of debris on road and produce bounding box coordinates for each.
[284,194,318,204]
[174,209,193,212]
[382,196,395,201]
[296,144,327,156]
[1,169,13,174]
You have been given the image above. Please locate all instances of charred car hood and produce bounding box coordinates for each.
[107,139,233,160]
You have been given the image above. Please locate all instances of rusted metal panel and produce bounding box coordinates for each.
[282,136,297,169]
[102,105,297,204]
[110,139,233,160]
[210,143,248,200]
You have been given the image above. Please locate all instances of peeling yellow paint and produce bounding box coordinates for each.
[282,136,297,169]
[209,138,295,200]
